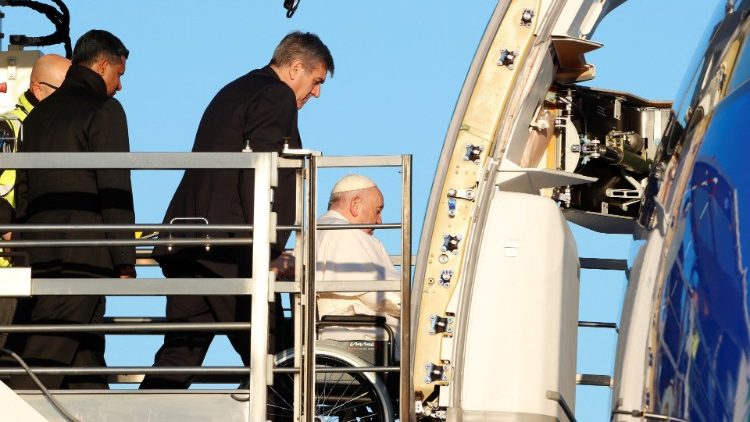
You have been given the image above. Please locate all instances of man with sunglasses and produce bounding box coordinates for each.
[0,53,70,350]
[0,53,71,252]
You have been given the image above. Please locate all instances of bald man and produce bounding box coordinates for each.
[0,53,71,240]
[0,54,70,349]
[316,174,401,355]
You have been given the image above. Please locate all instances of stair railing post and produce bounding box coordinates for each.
[249,152,276,422]
[302,155,317,420]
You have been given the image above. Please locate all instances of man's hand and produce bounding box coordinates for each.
[270,251,295,280]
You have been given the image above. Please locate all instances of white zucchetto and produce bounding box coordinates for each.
[331,174,376,193]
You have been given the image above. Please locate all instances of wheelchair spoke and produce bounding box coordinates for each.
[327,390,369,414]
[268,386,295,412]
[344,412,382,422]
[272,348,394,421]
[321,368,357,417]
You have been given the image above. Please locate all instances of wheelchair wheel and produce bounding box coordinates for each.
[268,344,395,421]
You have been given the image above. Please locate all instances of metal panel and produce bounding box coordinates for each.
[278,157,304,169]
[26,278,254,296]
[316,155,403,167]
[496,167,597,193]
[19,392,251,422]
[449,409,559,422]
[458,191,578,417]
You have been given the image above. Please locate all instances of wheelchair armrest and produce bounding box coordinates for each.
[318,315,393,343]
[320,315,387,326]
[317,314,396,365]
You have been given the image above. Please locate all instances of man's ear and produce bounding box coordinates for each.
[29,82,43,101]
[288,59,304,80]
[92,58,109,77]
[349,196,361,218]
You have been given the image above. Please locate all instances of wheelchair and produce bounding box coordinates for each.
[267,315,399,421]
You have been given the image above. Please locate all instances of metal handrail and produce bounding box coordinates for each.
[0,152,288,169]
[302,154,318,420]
[295,153,413,421]
[399,154,412,420]
[132,249,417,267]
[9,278,400,296]
[0,151,413,421]
[0,366,401,376]
[0,222,403,232]
[0,152,401,169]
[1,150,280,421]
[0,323,252,333]
[0,238,252,247]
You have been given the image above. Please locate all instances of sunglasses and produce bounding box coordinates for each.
[37,81,59,90]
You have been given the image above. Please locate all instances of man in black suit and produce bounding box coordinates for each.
[140,31,334,389]
[8,30,135,390]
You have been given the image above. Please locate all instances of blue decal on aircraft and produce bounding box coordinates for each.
[654,80,750,421]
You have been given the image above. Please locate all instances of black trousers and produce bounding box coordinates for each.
[5,294,107,390]
[0,297,16,350]
[140,263,291,389]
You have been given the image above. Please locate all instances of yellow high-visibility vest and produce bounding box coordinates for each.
[0,92,34,267]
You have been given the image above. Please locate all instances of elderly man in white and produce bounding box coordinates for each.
[316,174,401,354]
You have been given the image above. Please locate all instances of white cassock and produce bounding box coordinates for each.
[315,210,401,354]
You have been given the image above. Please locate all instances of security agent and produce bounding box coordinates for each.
[7,30,134,390]
[140,31,334,389]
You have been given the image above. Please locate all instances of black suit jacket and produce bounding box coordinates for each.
[153,66,301,277]
[16,65,136,278]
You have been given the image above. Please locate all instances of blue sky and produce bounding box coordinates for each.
[2,1,719,420]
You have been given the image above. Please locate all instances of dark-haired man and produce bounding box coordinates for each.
[8,29,134,390]
[141,31,334,389]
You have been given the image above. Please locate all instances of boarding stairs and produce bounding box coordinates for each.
[0,150,413,421]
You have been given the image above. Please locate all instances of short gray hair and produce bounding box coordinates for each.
[327,191,344,210]
[270,31,334,76]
